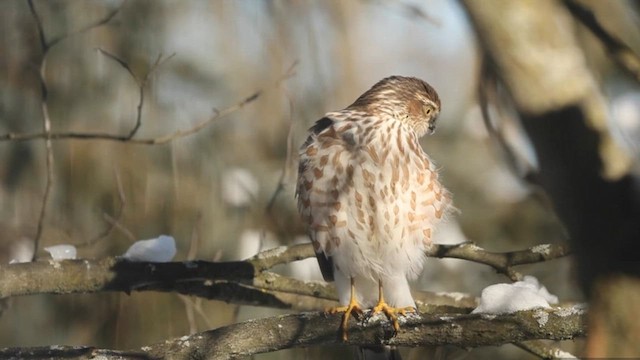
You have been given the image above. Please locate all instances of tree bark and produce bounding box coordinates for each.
[462,0,640,356]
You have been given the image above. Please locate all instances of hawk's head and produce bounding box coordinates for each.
[349,76,441,137]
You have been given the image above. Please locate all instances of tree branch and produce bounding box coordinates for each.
[25,0,123,261]
[0,305,586,359]
[515,339,579,360]
[425,242,571,281]
[564,0,640,84]
[0,62,297,144]
[96,49,175,139]
[0,242,567,312]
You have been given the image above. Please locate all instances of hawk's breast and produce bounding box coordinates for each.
[297,112,451,281]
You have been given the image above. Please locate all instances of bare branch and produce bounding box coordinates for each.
[96,48,138,81]
[564,0,640,84]
[82,169,126,246]
[0,305,586,359]
[0,62,297,144]
[102,213,136,241]
[27,0,55,261]
[25,0,123,261]
[248,244,315,272]
[27,0,122,52]
[48,5,121,48]
[265,93,296,214]
[30,58,54,262]
[515,340,579,360]
[26,0,48,52]
[0,242,567,311]
[425,242,571,281]
[96,49,176,139]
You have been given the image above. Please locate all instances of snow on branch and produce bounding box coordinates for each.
[0,305,586,359]
[0,240,575,356]
[0,243,568,304]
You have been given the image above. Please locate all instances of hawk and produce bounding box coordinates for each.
[296,76,452,342]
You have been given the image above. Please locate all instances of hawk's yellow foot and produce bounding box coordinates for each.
[370,280,416,333]
[326,278,363,341]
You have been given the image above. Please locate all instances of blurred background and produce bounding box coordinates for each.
[2,0,639,358]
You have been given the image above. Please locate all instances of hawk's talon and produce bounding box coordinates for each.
[326,278,363,341]
[370,302,416,333]
[369,280,416,335]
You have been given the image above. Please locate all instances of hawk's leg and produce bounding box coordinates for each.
[370,280,416,334]
[327,277,363,341]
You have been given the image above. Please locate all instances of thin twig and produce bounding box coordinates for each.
[30,58,54,262]
[25,0,122,261]
[265,90,296,214]
[0,62,298,144]
[82,169,126,246]
[27,0,54,261]
[27,0,48,51]
[96,49,176,139]
[47,5,122,49]
[102,213,136,241]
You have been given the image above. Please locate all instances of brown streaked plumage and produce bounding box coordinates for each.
[296,76,452,344]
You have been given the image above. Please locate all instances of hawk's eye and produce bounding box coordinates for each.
[425,107,432,116]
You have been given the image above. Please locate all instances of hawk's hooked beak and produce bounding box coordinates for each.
[427,122,436,135]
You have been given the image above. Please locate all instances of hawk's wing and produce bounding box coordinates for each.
[296,116,337,281]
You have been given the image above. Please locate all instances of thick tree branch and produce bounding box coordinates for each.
[0,305,586,359]
[0,243,568,299]
[0,242,566,317]
[0,254,472,312]
[463,1,640,357]
[564,0,640,84]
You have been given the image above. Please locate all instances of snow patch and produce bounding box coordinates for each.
[122,235,177,262]
[44,245,77,260]
[556,303,588,317]
[472,276,558,314]
[531,244,551,256]
[552,349,577,358]
[533,309,549,327]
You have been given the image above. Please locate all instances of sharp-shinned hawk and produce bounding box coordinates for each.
[296,75,452,342]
